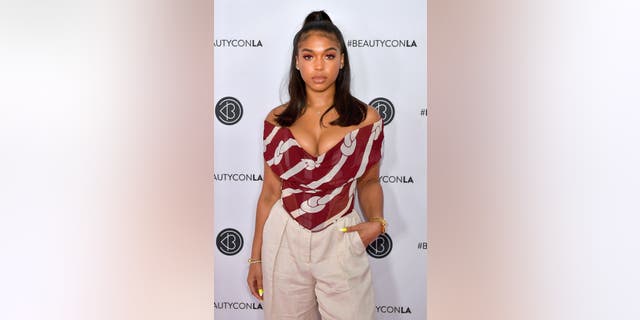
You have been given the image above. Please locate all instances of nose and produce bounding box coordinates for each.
[313,58,324,70]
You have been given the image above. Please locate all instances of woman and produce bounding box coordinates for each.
[247,11,387,320]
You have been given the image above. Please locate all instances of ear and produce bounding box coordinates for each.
[340,53,345,69]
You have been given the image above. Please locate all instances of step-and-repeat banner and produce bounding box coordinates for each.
[214,1,427,318]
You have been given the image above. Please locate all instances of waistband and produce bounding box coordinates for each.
[276,200,359,233]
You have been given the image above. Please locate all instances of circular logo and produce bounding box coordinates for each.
[369,97,395,125]
[366,233,393,259]
[216,228,244,256]
[215,97,243,125]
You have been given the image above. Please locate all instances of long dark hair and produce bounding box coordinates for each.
[275,11,367,127]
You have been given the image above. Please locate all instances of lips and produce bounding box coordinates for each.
[311,76,327,84]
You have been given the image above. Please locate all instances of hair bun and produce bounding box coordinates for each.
[303,11,333,26]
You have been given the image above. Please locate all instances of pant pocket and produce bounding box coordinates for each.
[262,200,284,247]
[347,230,366,255]
[341,211,366,256]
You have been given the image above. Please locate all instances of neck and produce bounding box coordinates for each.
[305,85,335,110]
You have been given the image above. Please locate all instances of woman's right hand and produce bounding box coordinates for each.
[247,263,264,301]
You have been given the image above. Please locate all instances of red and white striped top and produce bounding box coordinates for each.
[263,118,384,231]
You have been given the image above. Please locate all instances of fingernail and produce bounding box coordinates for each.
[258,289,264,297]
[340,227,347,232]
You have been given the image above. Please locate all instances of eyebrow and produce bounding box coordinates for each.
[300,47,339,53]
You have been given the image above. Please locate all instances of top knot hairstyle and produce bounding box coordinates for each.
[275,11,368,127]
[303,10,333,25]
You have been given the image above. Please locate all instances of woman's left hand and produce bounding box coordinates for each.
[343,221,383,247]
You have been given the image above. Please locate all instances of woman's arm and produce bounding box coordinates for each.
[250,162,282,260]
[344,106,385,244]
[247,161,281,301]
[349,162,385,245]
[250,108,284,262]
[356,162,384,221]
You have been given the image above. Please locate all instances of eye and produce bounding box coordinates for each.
[325,54,336,60]
[302,55,313,60]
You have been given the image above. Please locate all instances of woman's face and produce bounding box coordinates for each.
[296,32,344,94]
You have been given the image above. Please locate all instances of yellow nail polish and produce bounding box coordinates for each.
[258,289,264,297]
[340,227,347,232]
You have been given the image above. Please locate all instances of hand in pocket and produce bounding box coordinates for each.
[342,221,382,247]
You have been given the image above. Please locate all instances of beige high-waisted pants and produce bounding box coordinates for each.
[261,199,375,320]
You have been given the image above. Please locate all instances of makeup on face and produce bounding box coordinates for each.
[296,34,344,92]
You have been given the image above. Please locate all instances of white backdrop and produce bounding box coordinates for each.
[214,1,427,318]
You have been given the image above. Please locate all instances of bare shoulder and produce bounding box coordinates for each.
[361,105,382,127]
[265,104,287,125]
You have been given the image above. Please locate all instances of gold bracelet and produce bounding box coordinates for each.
[248,258,262,265]
[369,217,387,234]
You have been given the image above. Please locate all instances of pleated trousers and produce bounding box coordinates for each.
[261,199,375,320]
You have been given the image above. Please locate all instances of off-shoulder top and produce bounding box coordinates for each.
[263,118,384,231]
